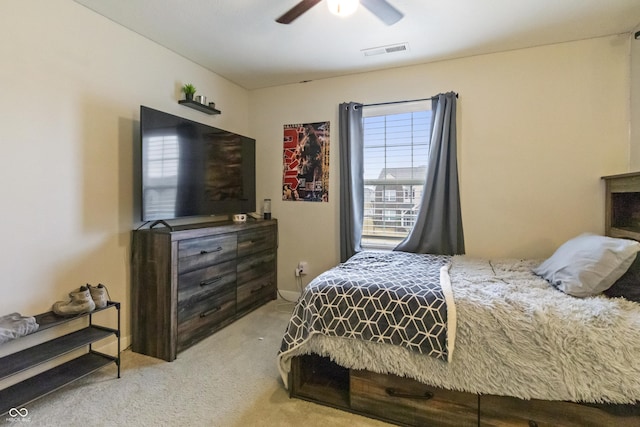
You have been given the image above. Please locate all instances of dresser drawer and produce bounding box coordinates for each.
[178,233,237,273]
[237,271,276,314]
[237,250,276,283]
[177,281,236,352]
[350,370,478,427]
[480,394,640,427]
[177,278,236,325]
[237,249,276,313]
[237,226,276,258]
[177,260,236,305]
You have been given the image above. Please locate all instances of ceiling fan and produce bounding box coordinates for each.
[276,0,404,26]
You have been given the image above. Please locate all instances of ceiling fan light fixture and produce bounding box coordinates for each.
[327,0,359,17]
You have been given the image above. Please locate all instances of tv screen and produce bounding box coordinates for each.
[140,106,256,221]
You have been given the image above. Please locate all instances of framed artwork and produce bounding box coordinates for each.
[282,121,330,202]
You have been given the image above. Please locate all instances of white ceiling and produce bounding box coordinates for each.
[73,0,640,90]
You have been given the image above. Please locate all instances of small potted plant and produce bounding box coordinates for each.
[182,83,196,101]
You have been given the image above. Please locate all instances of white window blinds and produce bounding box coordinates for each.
[362,101,432,249]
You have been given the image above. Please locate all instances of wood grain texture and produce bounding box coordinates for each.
[480,394,640,427]
[131,220,277,361]
[178,259,237,303]
[237,226,277,257]
[351,370,478,427]
[131,230,175,361]
[237,250,277,314]
[603,172,640,239]
[289,355,640,427]
[290,354,350,409]
[177,281,236,352]
[178,233,237,274]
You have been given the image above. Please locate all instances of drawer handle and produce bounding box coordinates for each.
[385,388,434,400]
[250,283,271,294]
[250,260,270,268]
[200,247,223,255]
[200,276,222,287]
[200,306,221,318]
[250,238,266,244]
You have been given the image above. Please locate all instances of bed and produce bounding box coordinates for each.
[277,236,640,426]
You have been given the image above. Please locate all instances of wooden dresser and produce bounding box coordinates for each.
[131,219,277,361]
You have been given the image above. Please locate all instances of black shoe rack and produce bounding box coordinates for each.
[0,301,121,416]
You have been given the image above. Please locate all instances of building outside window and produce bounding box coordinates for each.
[361,102,432,249]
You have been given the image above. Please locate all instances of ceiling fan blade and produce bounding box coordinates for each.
[360,0,404,25]
[276,0,323,24]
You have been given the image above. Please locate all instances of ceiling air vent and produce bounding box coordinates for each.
[362,42,409,57]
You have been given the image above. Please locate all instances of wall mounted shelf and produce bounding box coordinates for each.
[178,99,221,115]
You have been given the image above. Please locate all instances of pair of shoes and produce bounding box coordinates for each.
[53,285,94,316]
[52,283,110,316]
[87,283,109,309]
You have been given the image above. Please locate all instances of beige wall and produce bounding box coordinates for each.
[0,1,634,343]
[250,36,631,295]
[0,1,250,346]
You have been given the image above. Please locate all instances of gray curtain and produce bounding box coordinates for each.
[339,102,364,262]
[394,92,465,255]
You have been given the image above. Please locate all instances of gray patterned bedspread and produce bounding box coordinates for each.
[278,251,455,376]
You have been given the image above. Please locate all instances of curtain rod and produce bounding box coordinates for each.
[362,93,458,108]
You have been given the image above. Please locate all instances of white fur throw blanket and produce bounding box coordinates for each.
[278,256,640,403]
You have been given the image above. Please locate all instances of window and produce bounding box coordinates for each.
[384,189,396,202]
[361,102,432,249]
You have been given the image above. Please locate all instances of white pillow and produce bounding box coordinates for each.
[533,233,640,298]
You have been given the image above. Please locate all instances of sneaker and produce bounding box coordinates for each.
[88,284,109,309]
[52,285,96,316]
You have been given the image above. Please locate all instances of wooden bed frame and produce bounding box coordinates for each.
[289,353,640,426]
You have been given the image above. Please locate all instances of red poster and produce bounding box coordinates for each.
[282,122,329,202]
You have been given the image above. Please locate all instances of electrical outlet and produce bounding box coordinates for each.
[298,261,308,276]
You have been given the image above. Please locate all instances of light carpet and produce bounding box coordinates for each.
[1,300,388,427]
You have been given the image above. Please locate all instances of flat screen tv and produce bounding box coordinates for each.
[139,106,256,221]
